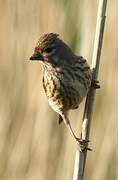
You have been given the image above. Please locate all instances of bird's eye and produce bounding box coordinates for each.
[44,47,53,53]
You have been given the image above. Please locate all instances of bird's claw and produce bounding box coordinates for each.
[75,138,92,152]
[91,79,100,89]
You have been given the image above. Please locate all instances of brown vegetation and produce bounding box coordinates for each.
[0,0,117,180]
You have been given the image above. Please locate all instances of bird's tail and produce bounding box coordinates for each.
[58,115,63,124]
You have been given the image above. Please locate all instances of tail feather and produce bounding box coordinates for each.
[58,115,63,124]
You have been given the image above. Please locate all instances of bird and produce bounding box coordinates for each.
[30,33,92,150]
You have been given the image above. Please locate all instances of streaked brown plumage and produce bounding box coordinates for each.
[30,33,92,148]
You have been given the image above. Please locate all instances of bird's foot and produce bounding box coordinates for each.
[91,79,100,89]
[75,138,92,152]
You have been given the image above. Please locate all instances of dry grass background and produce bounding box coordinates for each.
[0,0,118,180]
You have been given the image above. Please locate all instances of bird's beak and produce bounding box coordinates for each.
[30,52,44,61]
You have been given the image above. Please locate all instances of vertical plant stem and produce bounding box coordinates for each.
[73,0,108,180]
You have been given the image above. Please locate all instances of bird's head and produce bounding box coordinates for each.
[30,33,75,67]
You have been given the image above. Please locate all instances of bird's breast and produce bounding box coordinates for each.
[42,69,82,113]
[42,70,63,112]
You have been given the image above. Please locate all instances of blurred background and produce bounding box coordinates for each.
[0,0,118,180]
